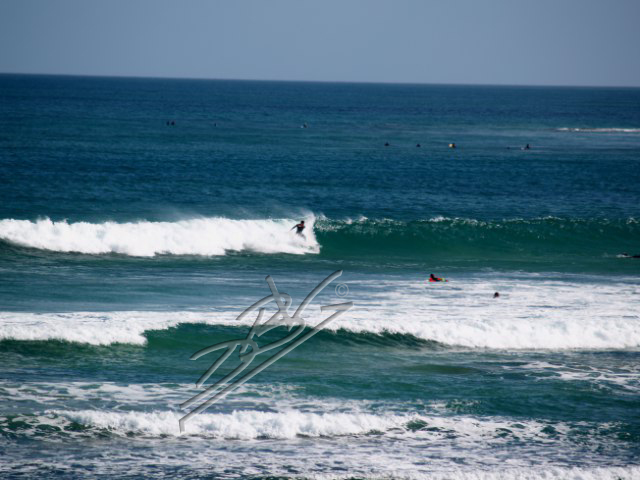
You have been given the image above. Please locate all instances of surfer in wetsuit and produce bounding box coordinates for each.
[429,273,445,282]
[621,252,640,258]
[291,221,305,236]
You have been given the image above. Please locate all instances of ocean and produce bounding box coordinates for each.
[0,74,639,479]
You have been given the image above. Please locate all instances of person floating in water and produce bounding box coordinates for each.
[621,252,640,258]
[291,220,306,236]
[493,292,500,298]
[524,144,531,150]
[429,273,446,282]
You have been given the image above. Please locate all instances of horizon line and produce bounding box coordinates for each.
[1,71,639,90]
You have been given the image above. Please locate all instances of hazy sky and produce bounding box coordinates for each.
[1,0,639,87]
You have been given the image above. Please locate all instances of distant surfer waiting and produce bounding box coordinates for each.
[429,273,447,282]
[291,220,306,237]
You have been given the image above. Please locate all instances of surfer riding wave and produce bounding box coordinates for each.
[291,220,306,238]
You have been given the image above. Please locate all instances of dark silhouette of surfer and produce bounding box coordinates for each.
[621,252,640,258]
[291,221,306,236]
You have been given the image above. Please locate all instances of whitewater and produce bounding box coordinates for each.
[2,275,638,349]
[0,216,319,256]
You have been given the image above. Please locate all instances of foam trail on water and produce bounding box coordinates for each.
[0,216,318,256]
[556,127,640,133]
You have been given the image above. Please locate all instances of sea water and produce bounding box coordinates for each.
[1,74,639,478]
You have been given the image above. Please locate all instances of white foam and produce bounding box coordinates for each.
[0,311,218,345]
[1,276,639,349]
[1,404,636,476]
[557,127,640,133]
[0,381,311,411]
[335,276,640,350]
[0,216,319,256]
[26,408,617,453]
[512,361,640,392]
[310,466,640,480]
[49,409,404,438]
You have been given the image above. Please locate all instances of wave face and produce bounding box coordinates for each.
[0,217,318,256]
[314,216,640,260]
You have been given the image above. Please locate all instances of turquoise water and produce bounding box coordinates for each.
[1,74,639,478]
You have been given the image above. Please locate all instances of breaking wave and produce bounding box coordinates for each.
[2,272,639,351]
[0,216,319,256]
[2,408,616,441]
[0,215,637,260]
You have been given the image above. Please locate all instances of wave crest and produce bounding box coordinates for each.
[2,277,640,350]
[0,216,319,257]
[45,409,402,438]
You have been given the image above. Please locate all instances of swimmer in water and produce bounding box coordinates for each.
[429,273,445,282]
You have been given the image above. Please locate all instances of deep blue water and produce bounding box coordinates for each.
[0,74,639,479]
